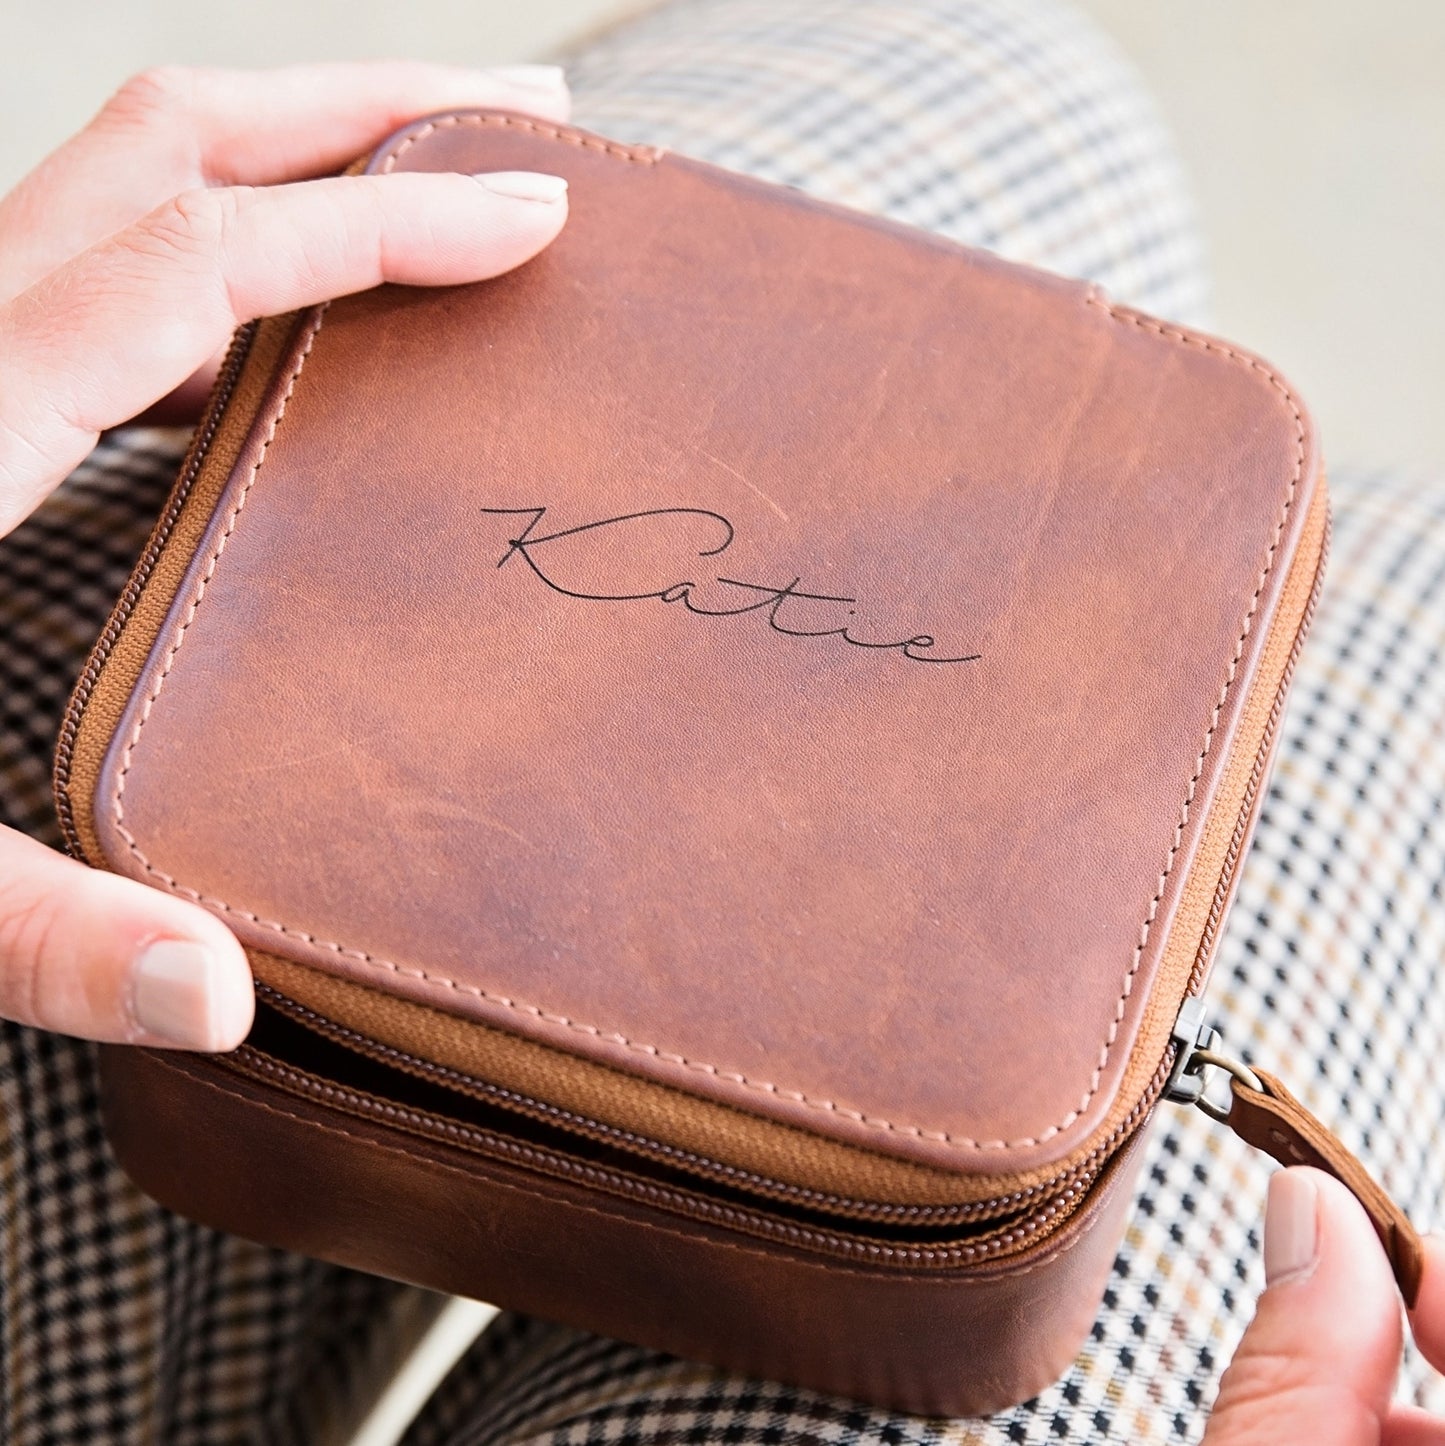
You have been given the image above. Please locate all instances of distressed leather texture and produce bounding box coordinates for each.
[89,112,1319,1176]
[98,1041,1151,1417]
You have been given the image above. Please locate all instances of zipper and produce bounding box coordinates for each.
[228,993,1166,1268]
[1185,503,1332,999]
[53,321,260,859]
[1162,494,1331,1089]
[253,983,1031,1225]
[1164,998,1264,1121]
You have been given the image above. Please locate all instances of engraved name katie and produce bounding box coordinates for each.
[480,506,980,667]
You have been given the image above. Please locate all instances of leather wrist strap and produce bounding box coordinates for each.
[1224,1068,1424,1306]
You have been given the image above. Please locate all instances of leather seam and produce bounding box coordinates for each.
[254,981,1038,1214]
[133,1052,1111,1285]
[235,1046,1065,1260]
[382,112,664,167]
[104,116,1307,1152]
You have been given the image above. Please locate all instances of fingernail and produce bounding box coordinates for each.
[473,171,568,204]
[488,64,567,92]
[131,940,253,1052]
[1264,1169,1320,1286]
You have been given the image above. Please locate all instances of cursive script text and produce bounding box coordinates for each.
[481,506,980,666]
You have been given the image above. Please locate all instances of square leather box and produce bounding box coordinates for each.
[56,111,1338,1415]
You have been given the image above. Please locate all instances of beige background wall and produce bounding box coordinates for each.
[2,1,1441,474]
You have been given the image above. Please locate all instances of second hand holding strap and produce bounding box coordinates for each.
[1169,1000,1424,1307]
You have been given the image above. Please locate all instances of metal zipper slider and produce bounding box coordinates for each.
[1162,995,1423,1306]
[1163,996,1263,1123]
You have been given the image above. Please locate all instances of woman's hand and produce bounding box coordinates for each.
[1204,1166,1445,1444]
[0,61,572,1051]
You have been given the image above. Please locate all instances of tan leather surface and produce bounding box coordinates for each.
[1132,482,1327,1077]
[254,951,1026,1208]
[99,1040,1151,1417]
[86,112,1321,1175]
[58,315,294,870]
[1226,1069,1424,1307]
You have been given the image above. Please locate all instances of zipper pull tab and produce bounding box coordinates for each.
[1165,998,1424,1307]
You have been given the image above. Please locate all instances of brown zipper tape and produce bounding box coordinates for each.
[223,1032,1081,1267]
[252,952,1043,1212]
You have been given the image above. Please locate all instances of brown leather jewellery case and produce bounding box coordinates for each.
[54,112,1423,1416]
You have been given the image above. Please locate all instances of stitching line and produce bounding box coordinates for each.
[383,112,664,167]
[106,117,1308,1152]
[234,1047,1073,1261]
[136,1051,1118,1284]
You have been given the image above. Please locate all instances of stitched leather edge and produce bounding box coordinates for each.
[132,1049,1133,1284]
[102,112,1310,1152]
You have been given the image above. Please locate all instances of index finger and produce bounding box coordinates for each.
[0,167,569,533]
[0,61,571,301]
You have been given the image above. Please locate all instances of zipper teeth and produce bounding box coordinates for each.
[1186,503,1332,997]
[248,981,1169,1258]
[231,1041,1120,1266]
[254,984,1046,1225]
[53,322,259,859]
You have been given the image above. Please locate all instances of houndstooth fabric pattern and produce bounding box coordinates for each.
[0,0,1437,1442]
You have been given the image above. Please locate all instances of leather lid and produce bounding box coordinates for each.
[90,113,1320,1177]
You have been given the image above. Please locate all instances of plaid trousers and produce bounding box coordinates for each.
[2,1,1442,1442]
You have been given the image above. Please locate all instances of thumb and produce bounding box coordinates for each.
[0,824,253,1049]
[1204,1166,1403,1445]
